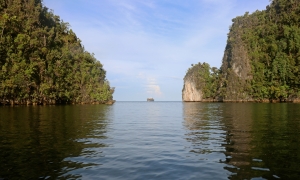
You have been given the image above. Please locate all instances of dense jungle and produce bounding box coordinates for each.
[0,0,114,105]
[184,0,300,102]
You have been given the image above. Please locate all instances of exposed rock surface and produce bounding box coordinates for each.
[182,77,203,101]
[220,25,253,101]
[182,62,221,102]
[182,0,300,103]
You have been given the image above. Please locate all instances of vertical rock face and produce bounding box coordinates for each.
[221,33,252,101]
[220,16,253,101]
[182,77,203,101]
[182,63,204,101]
[182,1,300,103]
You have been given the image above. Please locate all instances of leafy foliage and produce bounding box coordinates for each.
[237,0,300,101]
[185,0,300,102]
[184,63,222,99]
[0,0,114,105]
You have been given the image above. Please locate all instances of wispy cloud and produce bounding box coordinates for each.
[44,0,270,101]
[137,73,162,97]
[146,85,162,96]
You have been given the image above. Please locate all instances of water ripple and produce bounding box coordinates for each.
[1,102,300,179]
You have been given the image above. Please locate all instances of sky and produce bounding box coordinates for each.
[43,0,270,101]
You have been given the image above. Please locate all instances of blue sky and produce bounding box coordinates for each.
[43,0,270,101]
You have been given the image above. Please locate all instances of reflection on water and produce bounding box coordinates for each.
[220,103,256,179]
[183,103,229,179]
[183,102,300,179]
[183,103,225,155]
[0,105,110,179]
[1,102,300,179]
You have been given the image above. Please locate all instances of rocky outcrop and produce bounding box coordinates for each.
[182,0,300,103]
[105,100,116,105]
[221,24,253,101]
[182,77,203,101]
[182,62,222,102]
[182,63,207,102]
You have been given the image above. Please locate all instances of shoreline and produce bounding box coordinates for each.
[0,100,116,106]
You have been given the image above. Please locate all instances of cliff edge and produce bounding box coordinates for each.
[182,0,300,103]
[182,63,221,102]
[182,76,203,101]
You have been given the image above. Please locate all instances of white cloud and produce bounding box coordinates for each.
[146,84,162,96]
[137,73,162,97]
[43,0,271,101]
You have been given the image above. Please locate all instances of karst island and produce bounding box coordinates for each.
[183,0,300,103]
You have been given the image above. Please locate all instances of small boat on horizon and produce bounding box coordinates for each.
[147,98,154,101]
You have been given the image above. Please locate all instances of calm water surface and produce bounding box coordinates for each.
[0,102,300,179]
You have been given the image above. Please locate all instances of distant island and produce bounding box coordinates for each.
[147,98,154,102]
[183,0,300,103]
[0,0,114,105]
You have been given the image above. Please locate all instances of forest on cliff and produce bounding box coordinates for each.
[0,0,114,105]
[184,0,300,102]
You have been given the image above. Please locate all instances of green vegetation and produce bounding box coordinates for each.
[0,0,114,105]
[184,0,300,102]
[185,63,222,100]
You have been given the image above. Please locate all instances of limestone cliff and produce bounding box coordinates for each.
[182,63,203,101]
[182,0,300,103]
[182,77,203,101]
[182,62,221,102]
[220,17,253,102]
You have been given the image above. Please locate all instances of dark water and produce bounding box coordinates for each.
[0,102,300,180]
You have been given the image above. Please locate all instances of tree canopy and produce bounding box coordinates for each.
[0,0,114,105]
[184,0,300,102]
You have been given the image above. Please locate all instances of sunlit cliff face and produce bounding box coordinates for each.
[182,78,203,102]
